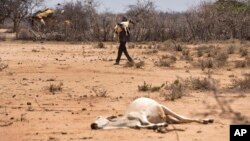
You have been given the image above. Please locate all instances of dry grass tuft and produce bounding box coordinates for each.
[48,82,63,93]
[239,47,248,57]
[96,42,105,49]
[0,63,8,71]
[227,45,236,54]
[160,79,186,101]
[134,61,145,68]
[199,58,214,70]
[138,81,164,92]
[155,55,177,67]
[231,73,250,91]
[92,86,108,97]
[124,61,145,69]
[197,50,228,70]
[188,77,217,91]
[196,45,220,58]
[181,49,193,61]
[235,60,247,68]
[143,49,158,54]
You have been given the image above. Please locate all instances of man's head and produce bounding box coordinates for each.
[121,16,128,22]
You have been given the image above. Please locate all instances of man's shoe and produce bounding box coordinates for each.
[129,60,135,64]
[113,62,119,65]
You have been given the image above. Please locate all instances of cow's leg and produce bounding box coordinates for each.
[162,105,213,124]
[137,122,168,130]
[147,106,167,123]
[127,112,150,125]
[127,112,167,129]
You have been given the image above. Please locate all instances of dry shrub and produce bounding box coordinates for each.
[182,49,190,56]
[92,86,108,97]
[181,49,193,61]
[198,51,228,70]
[159,40,183,52]
[188,77,216,90]
[160,79,185,101]
[138,81,151,92]
[32,49,40,52]
[155,44,162,49]
[96,42,105,49]
[155,55,177,67]
[124,61,134,68]
[128,44,136,49]
[124,61,145,69]
[0,63,8,71]
[143,49,158,54]
[215,51,228,66]
[18,29,34,40]
[134,61,145,68]
[48,82,63,93]
[239,47,248,57]
[232,73,250,91]
[197,45,219,58]
[227,45,236,54]
[199,58,214,70]
[151,85,164,92]
[159,40,174,51]
[235,60,247,68]
[246,56,250,66]
[197,46,206,57]
[138,81,164,92]
[173,44,183,52]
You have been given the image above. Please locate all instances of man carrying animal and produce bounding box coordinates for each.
[113,17,134,65]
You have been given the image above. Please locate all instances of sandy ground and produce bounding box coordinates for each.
[0,40,249,141]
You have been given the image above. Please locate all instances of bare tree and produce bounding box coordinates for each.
[98,12,116,41]
[0,0,43,34]
[126,0,159,41]
[14,0,250,41]
[0,1,10,25]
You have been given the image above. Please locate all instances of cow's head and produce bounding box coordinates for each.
[91,116,117,130]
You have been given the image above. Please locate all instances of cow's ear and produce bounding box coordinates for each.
[107,116,117,121]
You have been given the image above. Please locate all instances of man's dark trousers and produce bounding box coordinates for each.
[115,41,133,63]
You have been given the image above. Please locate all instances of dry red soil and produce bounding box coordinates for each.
[0,40,249,141]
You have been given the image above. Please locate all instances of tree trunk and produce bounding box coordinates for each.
[13,20,20,39]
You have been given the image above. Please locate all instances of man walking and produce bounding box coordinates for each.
[114,17,134,65]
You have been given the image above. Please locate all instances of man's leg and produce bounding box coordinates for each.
[115,42,124,65]
[123,42,133,62]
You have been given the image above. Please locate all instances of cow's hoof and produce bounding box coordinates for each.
[133,125,141,130]
[155,127,167,134]
[208,119,214,123]
[202,119,214,124]
[163,123,168,127]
